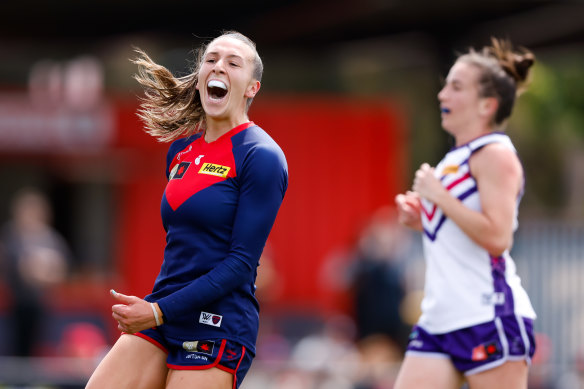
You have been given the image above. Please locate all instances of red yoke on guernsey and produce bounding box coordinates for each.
[141,122,287,357]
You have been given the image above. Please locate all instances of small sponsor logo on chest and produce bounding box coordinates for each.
[442,164,459,174]
[169,162,191,180]
[199,163,231,178]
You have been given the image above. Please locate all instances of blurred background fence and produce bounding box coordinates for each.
[513,220,584,388]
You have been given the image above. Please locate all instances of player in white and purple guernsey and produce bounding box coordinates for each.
[395,39,537,389]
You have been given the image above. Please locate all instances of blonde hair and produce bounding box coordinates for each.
[132,31,262,142]
[457,37,535,125]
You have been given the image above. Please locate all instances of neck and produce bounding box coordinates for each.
[452,122,494,147]
[205,115,249,142]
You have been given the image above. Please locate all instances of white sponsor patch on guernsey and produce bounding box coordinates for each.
[199,311,223,327]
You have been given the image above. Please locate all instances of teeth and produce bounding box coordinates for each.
[208,80,227,90]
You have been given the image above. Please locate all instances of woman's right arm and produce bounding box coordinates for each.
[413,146,522,256]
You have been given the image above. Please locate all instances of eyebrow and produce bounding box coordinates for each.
[446,78,463,87]
[205,51,246,61]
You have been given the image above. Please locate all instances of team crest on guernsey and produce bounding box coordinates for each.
[170,162,191,179]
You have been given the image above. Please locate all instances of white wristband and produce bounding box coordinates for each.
[150,302,162,327]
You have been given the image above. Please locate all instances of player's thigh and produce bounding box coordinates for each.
[394,354,463,389]
[166,367,233,389]
[86,334,168,389]
[466,360,528,389]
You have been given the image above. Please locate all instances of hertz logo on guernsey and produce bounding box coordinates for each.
[199,163,231,178]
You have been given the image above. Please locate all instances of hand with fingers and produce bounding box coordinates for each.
[110,289,163,334]
[395,191,422,231]
[413,163,447,204]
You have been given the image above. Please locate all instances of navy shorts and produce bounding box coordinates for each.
[133,327,254,389]
[405,315,536,376]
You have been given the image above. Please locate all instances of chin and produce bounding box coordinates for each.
[203,104,227,118]
[441,123,455,135]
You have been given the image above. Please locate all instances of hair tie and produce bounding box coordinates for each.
[150,303,162,327]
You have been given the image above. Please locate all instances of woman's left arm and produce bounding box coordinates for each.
[414,143,522,256]
[111,145,287,332]
[155,145,288,322]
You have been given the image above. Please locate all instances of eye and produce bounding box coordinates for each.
[449,80,463,91]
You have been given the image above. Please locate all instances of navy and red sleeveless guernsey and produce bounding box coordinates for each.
[144,121,287,355]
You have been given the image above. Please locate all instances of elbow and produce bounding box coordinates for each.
[483,236,512,257]
[487,247,506,258]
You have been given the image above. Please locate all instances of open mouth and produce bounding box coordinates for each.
[207,80,228,100]
[441,107,451,114]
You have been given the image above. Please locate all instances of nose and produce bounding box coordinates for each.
[437,85,447,102]
[212,58,226,74]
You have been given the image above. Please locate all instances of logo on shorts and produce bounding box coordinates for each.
[407,329,423,348]
[199,311,222,327]
[182,340,215,355]
[185,354,209,361]
[225,348,238,360]
[481,292,505,305]
[471,341,499,361]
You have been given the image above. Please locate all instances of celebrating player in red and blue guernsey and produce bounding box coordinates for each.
[86,31,287,389]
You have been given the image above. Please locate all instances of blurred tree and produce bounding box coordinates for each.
[510,54,584,216]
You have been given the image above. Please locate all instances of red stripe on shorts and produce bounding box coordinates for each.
[130,332,169,354]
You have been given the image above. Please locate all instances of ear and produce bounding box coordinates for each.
[245,80,261,99]
[478,96,498,119]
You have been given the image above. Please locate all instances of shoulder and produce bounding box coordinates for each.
[470,141,522,184]
[233,125,287,166]
[233,126,288,191]
[234,125,282,149]
[468,132,516,153]
[469,133,520,172]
